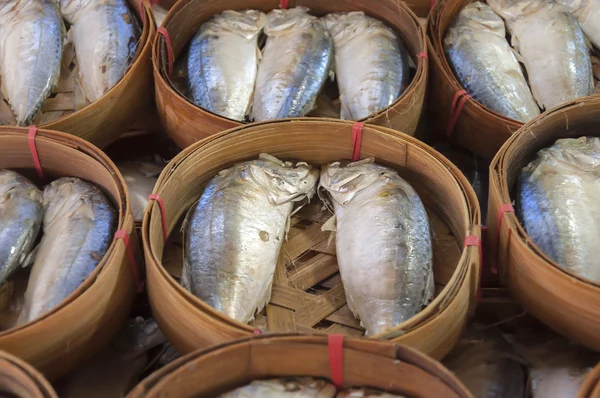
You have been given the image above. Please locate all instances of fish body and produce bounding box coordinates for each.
[251,7,332,121]
[323,12,410,121]
[187,10,265,121]
[117,161,162,222]
[183,154,318,323]
[60,0,140,102]
[444,2,539,122]
[0,0,64,125]
[219,378,336,398]
[0,170,43,285]
[337,390,406,398]
[19,177,117,324]
[518,137,600,283]
[555,0,600,49]
[319,158,434,336]
[487,0,593,110]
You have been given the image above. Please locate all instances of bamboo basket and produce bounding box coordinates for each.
[580,362,600,398]
[143,119,481,359]
[153,0,428,149]
[0,351,57,398]
[428,0,526,159]
[127,334,473,397]
[488,96,600,351]
[0,127,141,380]
[0,0,156,149]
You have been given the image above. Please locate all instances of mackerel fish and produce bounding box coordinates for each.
[555,0,600,49]
[251,7,332,121]
[319,158,434,336]
[219,378,336,398]
[444,2,539,122]
[487,0,593,110]
[19,177,117,324]
[323,12,410,120]
[59,0,140,103]
[187,10,265,121]
[182,154,318,323]
[0,170,43,286]
[0,0,64,125]
[519,137,600,283]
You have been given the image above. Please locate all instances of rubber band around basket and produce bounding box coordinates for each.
[351,122,365,161]
[328,334,344,388]
[148,194,168,243]
[494,203,514,275]
[431,0,436,10]
[157,26,174,76]
[464,235,482,300]
[446,90,470,138]
[280,0,289,8]
[114,230,144,293]
[417,51,428,62]
[27,126,45,184]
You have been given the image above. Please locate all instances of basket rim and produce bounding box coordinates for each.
[142,118,481,338]
[0,350,57,398]
[151,0,428,127]
[0,126,134,335]
[489,95,600,289]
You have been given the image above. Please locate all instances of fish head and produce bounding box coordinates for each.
[447,2,506,37]
[57,0,91,23]
[323,12,396,45]
[42,177,99,227]
[553,0,586,12]
[525,137,600,180]
[319,158,395,206]
[0,170,41,204]
[264,6,315,34]
[486,0,545,20]
[215,10,267,40]
[247,154,319,206]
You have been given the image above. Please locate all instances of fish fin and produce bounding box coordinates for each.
[21,244,39,268]
[253,273,274,318]
[339,96,352,120]
[328,68,335,82]
[180,257,191,291]
[321,215,337,232]
[423,269,435,306]
[510,35,523,60]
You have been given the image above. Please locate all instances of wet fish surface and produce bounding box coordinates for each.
[319,158,434,336]
[183,154,318,323]
[251,7,333,121]
[219,378,336,398]
[0,0,64,125]
[0,170,43,285]
[444,2,539,122]
[187,10,265,121]
[59,0,140,102]
[487,0,593,110]
[444,327,527,398]
[323,12,410,120]
[19,177,117,323]
[556,0,600,49]
[518,137,600,283]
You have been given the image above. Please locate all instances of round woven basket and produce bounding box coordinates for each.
[1,0,156,149]
[0,127,140,380]
[143,119,481,359]
[153,0,428,149]
[488,96,600,351]
[580,362,600,398]
[0,350,57,398]
[127,334,473,397]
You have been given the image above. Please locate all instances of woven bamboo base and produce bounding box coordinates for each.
[163,198,461,337]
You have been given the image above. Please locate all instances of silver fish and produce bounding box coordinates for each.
[555,0,600,49]
[182,154,318,323]
[319,158,434,336]
[444,2,539,122]
[444,327,527,398]
[219,378,336,398]
[117,160,162,223]
[19,177,117,324]
[337,390,407,398]
[187,10,265,121]
[0,0,64,125]
[0,170,43,285]
[323,12,410,121]
[251,7,333,121]
[519,137,600,283]
[60,0,140,103]
[487,0,593,110]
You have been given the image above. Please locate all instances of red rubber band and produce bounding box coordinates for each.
[431,0,436,9]
[351,122,365,161]
[446,90,470,138]
[139,0,145,25]
[464,235,482,300]
[280,0,289,8]
[328,334,344,388]
[27,126,45,184]
[157,26,174,76]
[148,194,168,243]
[114,230,144,293]
[417,51,428,62]
[494,203,514,275]
[253,328,262,335]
